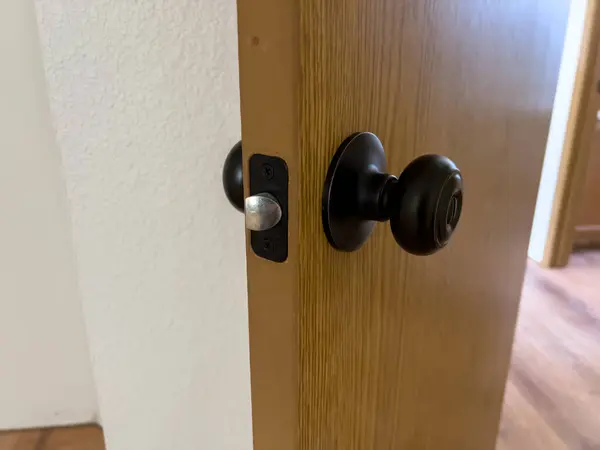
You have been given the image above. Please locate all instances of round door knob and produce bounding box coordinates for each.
[222,141,283,232]
[322,132,463,255]
[245,193,282,231]
[222,141,244,212]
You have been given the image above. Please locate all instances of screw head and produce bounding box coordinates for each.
[262,164,274,180]
[262,238,273,252]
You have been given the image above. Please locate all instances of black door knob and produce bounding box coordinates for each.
[322,132,463,255]
[222,141,284,231]
[222,141,244,212]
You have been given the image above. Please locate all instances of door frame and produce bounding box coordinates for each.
[542,0,600,267]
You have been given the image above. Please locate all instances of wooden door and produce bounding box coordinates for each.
[236,1,569,449]
[575,128,600,246]
[574,57,600,247]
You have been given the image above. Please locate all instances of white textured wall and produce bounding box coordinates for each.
[34,1,252,449]
[0,0,97,429]
[529,0,587,262]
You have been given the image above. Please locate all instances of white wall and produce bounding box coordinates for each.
[529,0,587,262]
[0,0,97,429]
[34,1,252,449]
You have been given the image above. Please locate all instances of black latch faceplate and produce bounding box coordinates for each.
[249,154,288,262]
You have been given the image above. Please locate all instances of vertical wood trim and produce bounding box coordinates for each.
[236,1,300,449]
[543,0,600,267]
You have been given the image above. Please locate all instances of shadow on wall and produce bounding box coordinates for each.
[0,0,97,430]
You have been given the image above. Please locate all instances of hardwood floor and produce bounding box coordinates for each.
[0,252,597,449]
[0,426,104,450]
[497,251,600,450]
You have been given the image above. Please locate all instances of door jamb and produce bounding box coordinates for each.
[542,0,600,267]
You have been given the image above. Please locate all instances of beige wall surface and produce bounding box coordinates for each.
[0,0,97,429]
[35,1,252,449]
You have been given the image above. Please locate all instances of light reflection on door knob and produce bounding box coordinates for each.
[245,193,282,231]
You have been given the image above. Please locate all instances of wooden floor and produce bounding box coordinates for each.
[0,426,104,450]
[0,252,597,449]
[497,250,600,450]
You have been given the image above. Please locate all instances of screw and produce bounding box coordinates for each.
[262,238,273,253]
[262,164,274,180]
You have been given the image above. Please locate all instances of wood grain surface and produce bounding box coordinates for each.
[236,0,570,449]
[498,252,600,450]
[0,426,104,450]
[236,0,300,448]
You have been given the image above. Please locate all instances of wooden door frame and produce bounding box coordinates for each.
[542,0,600,267]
